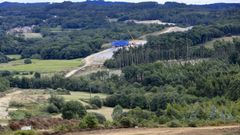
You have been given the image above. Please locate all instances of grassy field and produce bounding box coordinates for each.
[0,59,82,73]
[62,91,108,101]
[61,91,122,120]
[23,33,42,39]
[6,55,21,60]
[1,89,123,122]
[203,36,240,49]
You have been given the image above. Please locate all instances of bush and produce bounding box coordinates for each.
[34,72,41,79]
[111,105,123,120]
[167,120,182,127]
[14,130,38,135]
[55,88,70,95]
[62,101,86,119]
[188,121,198,127]
[9,110,32,120]
[24,59,32,64]
[119,117,135,128]
[79,120,88,129]
[48,95,65,110]
[90,96,103,108]
[89,112,106,124]
[79,114,99,129]
[0,77,10,92]
[54,124,76,132]
[31,54,42,59]
[9,101,25,108]
[47,104,60,113]
[158,116,170,124]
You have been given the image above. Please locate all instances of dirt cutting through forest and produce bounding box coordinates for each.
[64,26,193,78]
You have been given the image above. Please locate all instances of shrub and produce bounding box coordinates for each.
[104,120,113,128]
[90,96,103,108]
[84,114,99,128]
[167,120,182,127]
[9,110,32,120]
[111,105,123,120]
[14,130,38,135]
[79,120,87,129]
[158,116,170,124]
[47,104,60,113]
[0,77,10,92]
[91,104,99,110]
[31,54,42,59]
[55,88,70,95]
[89,112,106,124]
[34,72,41,79]
[62,101,86,119]
[9,101,25,108]
[54,124,76,132]
[119,117,135,128]
[48,95,65,110]
[188,121,198,127]
[24,59,32,64]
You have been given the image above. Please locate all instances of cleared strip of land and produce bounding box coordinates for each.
[66,125,240,135]
[65,26,193,78]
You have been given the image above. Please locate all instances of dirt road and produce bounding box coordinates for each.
[64,26,193,78]
[66,125,240,135]
[139,26,193,40]
[65,47,119,78]
[0,91,22,120]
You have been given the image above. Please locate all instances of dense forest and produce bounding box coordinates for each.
[0,1,240,60]
[105,24,240,68]
[0,24,164,59]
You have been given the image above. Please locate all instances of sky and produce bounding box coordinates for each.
[0,0,239,4]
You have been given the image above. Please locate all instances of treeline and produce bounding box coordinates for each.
[3,59,240,105]
[0,53,9,63]
[0,24,164,59]
[104,24,240,68]
[0,2,239,30]
[2,59,240,126]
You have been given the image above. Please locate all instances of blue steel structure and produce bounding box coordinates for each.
[112,40,129,47]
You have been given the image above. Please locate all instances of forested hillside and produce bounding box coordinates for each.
[0,1,240,60]
[105,24,240,68]
[0,1,240,134]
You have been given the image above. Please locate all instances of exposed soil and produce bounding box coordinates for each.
[65,125,240,135]
[0,91,22,120]
[64,26,193,78]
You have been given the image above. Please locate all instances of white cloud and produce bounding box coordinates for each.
[0,0,239,4]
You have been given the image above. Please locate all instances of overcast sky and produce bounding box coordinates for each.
[0,0,239,4]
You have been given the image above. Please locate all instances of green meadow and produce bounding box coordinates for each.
[0,59,82,73]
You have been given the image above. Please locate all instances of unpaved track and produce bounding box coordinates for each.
[66,125,240,135]
[139,26,193,40]
[0,91,22,120]
[65,26,193,78]
[65,47,119,78]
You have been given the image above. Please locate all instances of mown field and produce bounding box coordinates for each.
[0,58,82,73]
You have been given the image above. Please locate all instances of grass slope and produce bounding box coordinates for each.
[203,36,240,49]
[62,91,108,101]
[0,59,82,73]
